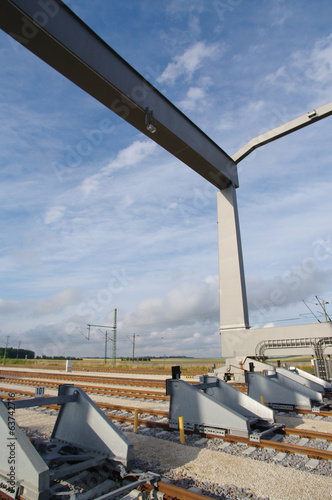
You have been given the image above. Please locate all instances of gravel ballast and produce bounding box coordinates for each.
[129,433,332,500]
[13,407,332,500]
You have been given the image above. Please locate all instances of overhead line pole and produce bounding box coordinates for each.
[315,296,332,323]
[87,310,117,364]
[132,333,136,362]
[112,309,117,368]
[3,335,10,365]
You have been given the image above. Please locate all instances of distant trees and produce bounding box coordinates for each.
[35,355,82,360]
[119,356,194,361]
[120,356,151,361]
[0,347,35,359]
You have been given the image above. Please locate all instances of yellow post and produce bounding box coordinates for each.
[260,396,265,405]
[134,409,139,432]
[179,416,185,444]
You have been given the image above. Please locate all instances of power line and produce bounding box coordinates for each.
[87,308,117,365]
[302,300,321,323]
[315,296,332,322]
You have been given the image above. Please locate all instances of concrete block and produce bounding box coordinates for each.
[305,459,320,470]
[219,442,232,449]
[189,487,202,493]
[242,446,256,456]
[315,438,327,444]
[269,434,283,442]
[155,431,169,438]
[139,428,151,434]
[274,452,286,462]
[297,438,309,447]
[195,438,209,446]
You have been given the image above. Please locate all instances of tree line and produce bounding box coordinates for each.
[0,347,35,359]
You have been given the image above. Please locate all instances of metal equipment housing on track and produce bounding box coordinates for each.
[166,374,284,442]
[246,366,332,412]
[0,384,137,500]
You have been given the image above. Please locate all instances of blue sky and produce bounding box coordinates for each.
[1,0,332,358]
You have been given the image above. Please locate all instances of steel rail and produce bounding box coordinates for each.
[0,379,169,400]
[0,376,167,394]
[283,427,332,442]
[218,434,332,461]
[141,480,214,500]
[0,369,169,387]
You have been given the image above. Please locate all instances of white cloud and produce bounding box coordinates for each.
[0,288,82,318]
[124,277,219,329]
[0,299,22,315]
[158,41,219,85]
[178,86,207,112]
[247,268,332,327]
[264,32,332,99]
[107,140,157,171]
[32,287,82,316]
[79,174,100,197]
[265,65,287,86]
[299,32,332,85]
[44,205,66,224]
[78,140,157,196]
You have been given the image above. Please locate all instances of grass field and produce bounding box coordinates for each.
[0,356,316,374]
[0,357,224,373]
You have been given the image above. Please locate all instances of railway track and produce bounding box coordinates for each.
[0,377,169,400]
[2,370,332,417]
[1,389,332,463]
[1,370,331,499]
[139,479,214,500]
[0,369,171,387]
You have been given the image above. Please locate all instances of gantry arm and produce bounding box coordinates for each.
[232,101,332,164]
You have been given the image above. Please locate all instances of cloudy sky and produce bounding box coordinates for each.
[1,0,332,359]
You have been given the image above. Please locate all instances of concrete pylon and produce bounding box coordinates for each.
[217,186,249,335]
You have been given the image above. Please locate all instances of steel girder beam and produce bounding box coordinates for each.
[0,0,238,190]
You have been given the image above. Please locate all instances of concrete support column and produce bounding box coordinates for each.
[217,186,249,333]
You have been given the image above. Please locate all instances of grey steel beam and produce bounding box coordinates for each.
[2,393,78,409]
[0,0,238,190]
[232,101,332,163]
